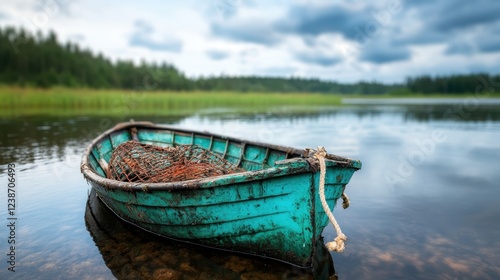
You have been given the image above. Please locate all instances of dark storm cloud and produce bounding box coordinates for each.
[360,41,410,64]
[129,20,182,52]
[276,5,367,39]
[209,0,500,66]
[477,36,500,53]
[276,2,415,64]
[430,1,500,32]
[206,49,230,60]
[210,3,377,45]
[392,32,444,47]
[408,0,500,56]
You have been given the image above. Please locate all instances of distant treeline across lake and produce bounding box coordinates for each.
[0,26,499,95]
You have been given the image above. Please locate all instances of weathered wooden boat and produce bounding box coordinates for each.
[80,121,361,267]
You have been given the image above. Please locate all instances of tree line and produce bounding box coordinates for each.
[406,74,499,94]
[0,26,498,94]
[0,26,191,90]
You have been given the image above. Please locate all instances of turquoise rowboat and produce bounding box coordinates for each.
[80,121,361,267]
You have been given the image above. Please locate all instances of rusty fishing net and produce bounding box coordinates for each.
[107,141,244,183]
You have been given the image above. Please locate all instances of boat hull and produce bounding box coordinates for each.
[81,121,361,266]
[85,188,337,278]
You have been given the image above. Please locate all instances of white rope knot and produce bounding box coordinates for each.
[326,233,347,252]
[313,146,348,253]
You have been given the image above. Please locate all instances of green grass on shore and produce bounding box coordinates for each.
[0,87,342,116]
[1,87,498,117]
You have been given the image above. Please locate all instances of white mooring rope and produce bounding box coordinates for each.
[314,146,348,252]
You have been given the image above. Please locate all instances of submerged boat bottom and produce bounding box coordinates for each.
[91,189,336,279]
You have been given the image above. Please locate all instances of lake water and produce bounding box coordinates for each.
[1,100,500,279]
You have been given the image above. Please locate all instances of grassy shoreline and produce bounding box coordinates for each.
[0,87,344,116]
[1,87,499,117]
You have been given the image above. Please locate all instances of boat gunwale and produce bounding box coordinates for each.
[81,121,361,191]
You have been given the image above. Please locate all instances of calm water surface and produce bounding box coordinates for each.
[1,102,500,279]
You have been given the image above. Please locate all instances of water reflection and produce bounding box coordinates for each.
[0,116,184,167]
[2,104,499,167]
[2,102,500,279]
[85,190,337,280]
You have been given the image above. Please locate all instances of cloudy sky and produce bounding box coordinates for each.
[1,0,500,83]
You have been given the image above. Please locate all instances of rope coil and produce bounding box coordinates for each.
[314,146,348,252]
